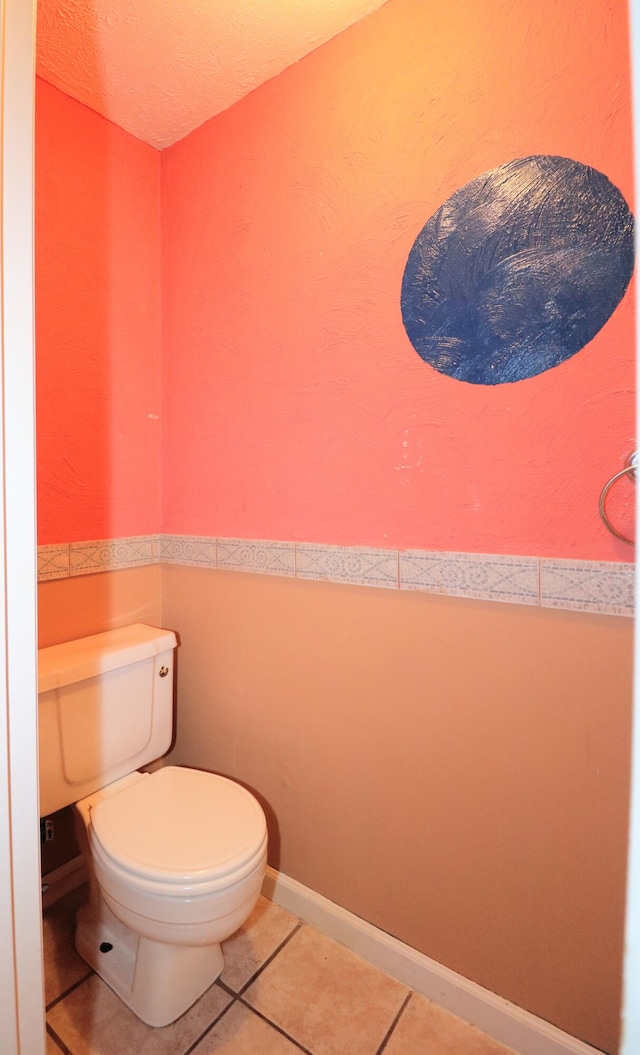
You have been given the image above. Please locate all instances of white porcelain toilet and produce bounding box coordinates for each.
[38,623,268,1027]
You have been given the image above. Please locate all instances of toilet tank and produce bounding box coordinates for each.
[38,623,177,817]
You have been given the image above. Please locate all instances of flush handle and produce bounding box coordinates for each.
[159,666,169,678]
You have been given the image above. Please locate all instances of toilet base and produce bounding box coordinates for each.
[75,896,224,1027]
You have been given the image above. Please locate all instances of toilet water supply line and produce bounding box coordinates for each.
[599,452,638,545]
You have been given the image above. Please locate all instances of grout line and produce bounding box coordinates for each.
[216,978,237,998]
[236,996,316,1055]
[236,920,303,998]
[374,991,413,1055]
[45,1022,73,1054]
[181,989,240,1055]
[45,968,94,1012]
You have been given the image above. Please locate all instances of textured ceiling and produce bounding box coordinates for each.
[36,0,388,149]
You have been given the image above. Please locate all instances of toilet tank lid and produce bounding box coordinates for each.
[38,623,177,693]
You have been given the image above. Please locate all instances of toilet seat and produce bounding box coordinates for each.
[88,766,267,899]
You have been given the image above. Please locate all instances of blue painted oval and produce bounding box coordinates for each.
[400,156,634,385]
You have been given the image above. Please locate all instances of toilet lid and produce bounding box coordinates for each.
[90,766,267,887]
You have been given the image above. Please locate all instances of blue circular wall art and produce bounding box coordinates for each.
[400,155,634,385]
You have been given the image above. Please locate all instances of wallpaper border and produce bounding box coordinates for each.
[37,535,634,617]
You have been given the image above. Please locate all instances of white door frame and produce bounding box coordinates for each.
[0,0,45,1052]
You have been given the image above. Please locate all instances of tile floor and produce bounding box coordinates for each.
[43,886,517,1055]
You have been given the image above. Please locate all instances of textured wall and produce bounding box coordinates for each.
[36,0,389,149]
[162,0,634,559]
[36,78,162,544]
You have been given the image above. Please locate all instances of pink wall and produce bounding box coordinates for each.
[162,0,634,559]
[36,0,634,558]
[36,79,162,545]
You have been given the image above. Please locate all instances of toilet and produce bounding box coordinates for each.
[38,623,267,1027]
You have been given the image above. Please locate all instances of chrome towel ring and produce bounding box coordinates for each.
[599,452,637,545]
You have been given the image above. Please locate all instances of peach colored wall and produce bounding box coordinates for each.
[163,565,632,1054]
[37,565,162,647]
[162,0,634,560]
[36,78,162,545]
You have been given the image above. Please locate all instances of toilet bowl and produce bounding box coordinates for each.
[38,624,269,1028]
[74,766,268,1026]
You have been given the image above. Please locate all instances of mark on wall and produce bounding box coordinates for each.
[400,155,634,385]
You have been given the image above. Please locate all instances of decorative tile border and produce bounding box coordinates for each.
[296,543,398,589]
[540,558,635,617]
[217,538,295,577]
[154,534,217,568]
[69,536,155,577]
[37,543,70,581]
[400,551,539,606]
[36,535,635,617]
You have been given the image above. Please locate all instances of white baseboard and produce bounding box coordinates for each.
[262,867,603,1055]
